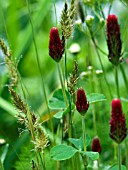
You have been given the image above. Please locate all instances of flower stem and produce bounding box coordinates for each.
[82,116,86,151]
[118,143,121,170]
[114,66,120,98]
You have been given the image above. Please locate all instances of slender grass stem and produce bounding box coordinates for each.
[64,42,68,83]
[108,1,113,15]
[120,64,128,95]
[118,144,121,170]
[39,152,46,170]
[26,0,54,134]
[92,104,97,136]
[114,66,120,98]
[53,2,57,26]
[57,62,68,107]
[68,95,73,138]
[89,29,113,99]
[27,108,41,169]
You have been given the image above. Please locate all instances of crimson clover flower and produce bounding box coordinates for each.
[49,27,64,62]
[92,136,102,154]
[106,14,122,65]
[76,88,89,116]
[109,99,127,144]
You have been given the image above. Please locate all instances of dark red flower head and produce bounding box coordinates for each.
[76,88,89,116]
[106,14,122,65]
[49,27,64,62]
[110,99,127,144]
[92,136,102,154]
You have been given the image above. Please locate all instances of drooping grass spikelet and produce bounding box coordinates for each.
[9,86,28,114]
[34,126,49,152]
[67,61,78,95]
[0,39,18,86]
[60,0,75,39]
[0,39,11,57]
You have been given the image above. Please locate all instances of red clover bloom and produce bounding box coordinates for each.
[49,27,64,62]
[92,136,102,154]
[76,88,89,116]
[109,99,127,144]
[106,14,122,65]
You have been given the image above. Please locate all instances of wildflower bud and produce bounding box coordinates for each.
[92,137,102,154]
[76,88,89,116]
[110,99,127,144]
[99,18,105,29]
[49,27,64,62]
[86,15,94,27]
[106,14,122,65]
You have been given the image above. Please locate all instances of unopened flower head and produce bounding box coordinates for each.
[106,14,122,65]
[109,99,127,144]
[86,15,94,27]
[76,88,89,116]
[92,136,102,154]
[49,27,64,62]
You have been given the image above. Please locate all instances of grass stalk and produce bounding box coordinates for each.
[89,29,113,99]
[57,62,68,107]
[92,104,97,136]
[120,64,128,94]
[27,108,41,169]
[26,0,54,134]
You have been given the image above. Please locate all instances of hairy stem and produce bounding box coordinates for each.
[118,144,121,170]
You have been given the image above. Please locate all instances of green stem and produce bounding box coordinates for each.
[57,62,68,107]
[64,41,68,83]
[89,29,113,99]
[82,116,86,151]
[39,152,46,170]
[68,95,74,138]
[125,140,128,169]
[26,0,54,134]
[92,104,97,136]
[53,2,57,26]
[118,144,121,170]
[114,66,120,98]
[120,64,128,95]
[27,108,40,169]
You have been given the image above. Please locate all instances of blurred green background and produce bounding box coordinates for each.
[0,0,128,169]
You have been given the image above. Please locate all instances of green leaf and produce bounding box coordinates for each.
[54,111,63,119]
[68,135,91,151]
[0,97,17,117]
[50,144,78,161]
[108,164,126,170]
[54,103,75,119]
[68,137,83,151]
[49,89,70,110]
[87,93,107,104]
[81,151,99,161]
